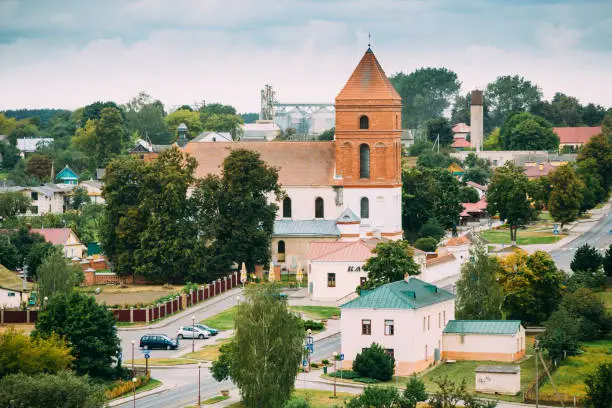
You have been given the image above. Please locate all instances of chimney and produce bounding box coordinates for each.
[470,90,484,151]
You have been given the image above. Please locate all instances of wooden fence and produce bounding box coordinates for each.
[523,358,585,406]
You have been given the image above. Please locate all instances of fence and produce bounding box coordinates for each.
[523,358,585,406]
[0,272,239,325]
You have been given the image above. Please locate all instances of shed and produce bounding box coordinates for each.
[475,365,520,395]
[442,320,526,362]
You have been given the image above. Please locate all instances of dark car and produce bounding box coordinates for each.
[139,334,179,350]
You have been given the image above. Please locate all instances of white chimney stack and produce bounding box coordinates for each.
[470,90,484,151]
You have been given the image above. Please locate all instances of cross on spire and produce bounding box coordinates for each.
[368,32,371,48]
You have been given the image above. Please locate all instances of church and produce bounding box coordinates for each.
[183,47,403,272]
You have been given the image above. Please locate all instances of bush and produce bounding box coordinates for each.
[328,370,359,379]
[321,359,329,366]
[352,343,394,381]
[571,244,604,273]
[303,320,325,331]
[403,375,428,408]
[354,377,380,384]
[585,362,612,408]
[309,362,319,368]
[106,375,150,399]
[413,237,438,252]
[284,397,310,408]
[566,269,606,291]
[418,218,445,241]
[345,386,401,408]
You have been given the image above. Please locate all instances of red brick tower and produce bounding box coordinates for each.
[334,48,402,187]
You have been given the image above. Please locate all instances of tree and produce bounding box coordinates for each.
[199,103,237,123]
[413,237,438,252]
[0,141,21,169]
[403,375,428,408]
[604,245,612,277]
[0,191,31,218]
[499,112,558,151]
[71,118,98,159]
[38,250,84,301]
[497,250,564,324]
[0,113,17,135]
[539,307,581,361]
[0,328,73,378]
[34,292,120,378]
[483,128,501,151]
[416,152,453,169]
[353,343,395,381]
[165,108,203,140]
[70,187,91,210]
[25,241,56,280]
[429,376,497,408]
[582,103,607,126]
[346,386,402,408]
[80,101,123,125]
[571,244,604,274]
[584,363,612,408]
[8,227,45,268]
[558,288,611,341]
[211,284,303,408]
[360,240,420,292]
[25,154,52,180]
[455,242,504,320]
[426,117,454,146]
[0,235,19,270]
[576,158,606,213]
[450,93,471,126]
[486,163,536,244]
[390,68,461,129]
[95,107,128,167]
[548,165,583,227]
[577,133,612,192]
[125,91,171,144]
[485,75,542,128]
[317,127,335,141]
[462,167,490,185]
[418,218,445,241]
[0,372,106,408]
[458,186,480,203]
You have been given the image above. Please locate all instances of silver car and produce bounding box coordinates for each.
[176,326,210,340]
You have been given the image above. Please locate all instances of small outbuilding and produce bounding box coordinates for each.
[475,365,521,395]
[442,320,526,362]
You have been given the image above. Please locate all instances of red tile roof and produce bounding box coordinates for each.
[460,198,487,217]
[445,235,471,247]
[426,253,456,267]
[183,141,336,186]
[30,228,75,245]
[523,162,555,178]
[307,240,376,262]
[451,138,471,148]
[452,123,470,133]
[553,126,601,145]
[336,49,401,103]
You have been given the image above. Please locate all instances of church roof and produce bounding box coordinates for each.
[183,141,336,186]
[336,48,401,104]
[307,240,375,262]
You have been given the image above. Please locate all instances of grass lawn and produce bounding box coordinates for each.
[226,389,353,408]
[201,307,237,331]
[289,306,341,320]
[183,338,232,361]
[481,229,566,245]
[537,212,554,223]
[599,290,612,312]
[203,395,230,405]
[0,264,32,291]
[539,339,612,399]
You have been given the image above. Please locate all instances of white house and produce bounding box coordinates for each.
[306,238,382,302]
[0,184,69,215]
[0,286,26,308]
[241,120,281,141]
[79,180,105,204]
[475,365,521,395]
[340,276,455,375]
[16,138,53,157]
[442,320,526,362]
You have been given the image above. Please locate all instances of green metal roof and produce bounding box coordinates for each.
[340,278,455,310]
[56,165,79,181]
[273,220,340,237]
[443,320,522,335]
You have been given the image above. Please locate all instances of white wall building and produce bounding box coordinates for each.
[79,180,105,204]
[340,277,455,375]
[0,184,69,215]
[0,286,26,308]
[475,365,521,395]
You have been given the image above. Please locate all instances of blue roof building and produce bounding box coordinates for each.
[56,165,79,185]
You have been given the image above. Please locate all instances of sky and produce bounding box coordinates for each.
[1,0,611,113]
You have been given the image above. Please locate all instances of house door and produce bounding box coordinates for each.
[309,282,313,294]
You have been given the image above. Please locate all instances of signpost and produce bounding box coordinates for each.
[143,351,151,374]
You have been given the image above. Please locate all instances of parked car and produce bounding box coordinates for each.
[139,334,179,350]
[176,326,210,340]
[194,323,218,336]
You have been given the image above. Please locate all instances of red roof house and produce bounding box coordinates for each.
[553,126,601,146]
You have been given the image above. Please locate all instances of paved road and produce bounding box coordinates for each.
[550,211,611,271]
[117,289,242,364]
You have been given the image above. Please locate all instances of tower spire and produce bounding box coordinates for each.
[368,32,371,49]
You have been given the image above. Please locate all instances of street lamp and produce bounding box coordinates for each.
[131,340,135,373]
[191,315,196,353]
[43,296,48,310]
[332,351,338,397]
[132,377,137,408]
[197,363,202,407]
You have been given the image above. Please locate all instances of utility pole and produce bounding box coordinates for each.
[535,339,539,408]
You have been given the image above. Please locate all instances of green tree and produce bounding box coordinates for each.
[577,133,612,192]
[571,244,604,274]
[483,128,501,151]
[418,218,445,241]
[0,113,17,135]
[450,93,471,126]
[462,167,490,185]
[485,75,542,128]
[346,386,402,408]
[416,152,453,169]
[426,117,454,146]
[124,91,171,144]
[458,186,480,203]
[576,158,606,213]
[390,68,461,128]
[71,118,98,158]
[486,163,536,244]
[80,101,123,125]
[70,187,91,210]
[403,375,428,408]
[8,227,45,268]
[360,240,420,292]
[317,127,335,141]
[25,154,52,180]
[604,245,612,277]
[0,235,19,270]
[8,120,40,145]
[0,141,20,169]
[0,371,106,408]
[95,107,128,167]
[455,243,504,320]
[558,288,611,341]
[203,113,244,140]
[199,103,237,123]
[0,191,31,218]
[539,307,581,361]
[413,237,438,252]
[0,328,73,378]
[353,343,395,381]
[211,284,303,408]
[38,249,84,301]
[34,292,120,379]
[165,108,203,140]
[548,165,583,227]
[581,103,607,127]
[25,241,56,280]
[584,362,612,408]
[499,112,558,151]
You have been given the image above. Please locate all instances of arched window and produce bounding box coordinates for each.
[360,144,370,179]
[360,197,369,219]
[278,240,286,262]
[359,115,369,129]
[282,197,292,218]
[315,197,324,219]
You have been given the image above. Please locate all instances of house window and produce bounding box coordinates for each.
[7,292,15,297]
[359,144,370,179]
[443,311,446,325]
[425,345,428,360]
[438,312,441,328]
[360,277,367,285]
[385,320,394,336]
[384,349,395,359]
[31,192,38,200]
[361,319,371,335]
[278,241,286,262]
[423,317,426,331]
[315,197,324,218]
[282,197,292,218]
[360,197,369,219]
[427,316,430,330]
[359,115,369,130]
[327,273,336,287]
[396,115,399,129]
